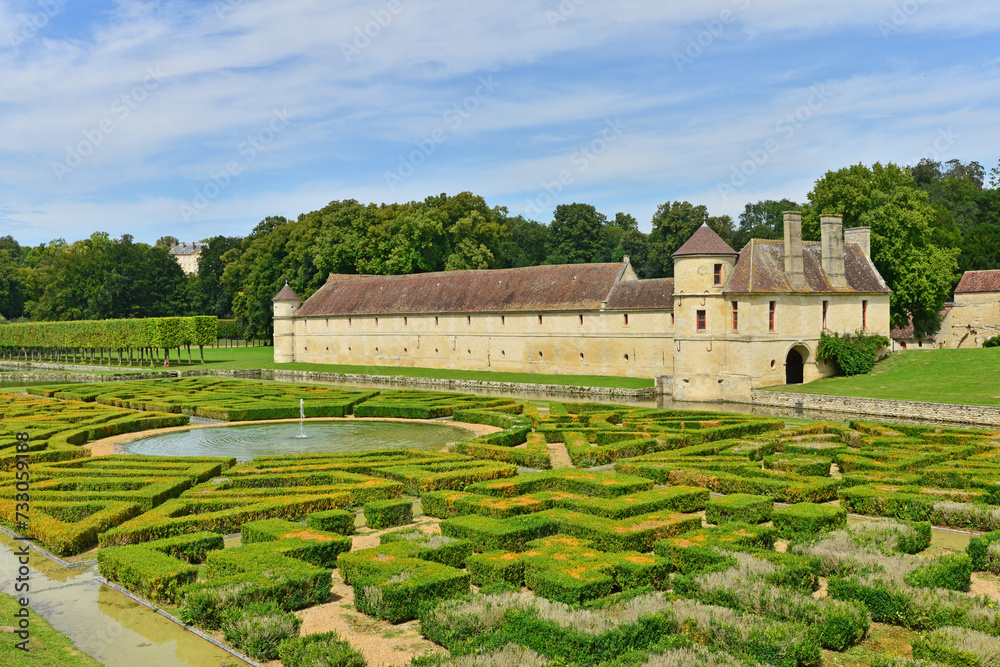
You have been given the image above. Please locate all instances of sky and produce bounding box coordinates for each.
[1,0,999,246]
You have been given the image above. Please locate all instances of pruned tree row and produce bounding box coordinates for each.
[0,316,217,366]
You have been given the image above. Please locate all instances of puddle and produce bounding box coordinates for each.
[847,514,973,552]
[0,532,246,667]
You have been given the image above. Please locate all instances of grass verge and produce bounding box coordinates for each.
[0,592,102,666]
[764,348,1000,407]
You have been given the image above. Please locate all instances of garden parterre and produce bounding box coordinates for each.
[7,381,1000,665]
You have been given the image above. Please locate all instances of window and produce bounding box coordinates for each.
[435,316,439,326]
[731,301,738,331]
[769,301,776,331]
[623,313,629,325]
[349,318,352,327]
[404,316,408,326]
[467,316,472,325]
[713,264,722,285]
[670,313,674,325]
[538,314,543,325]
[918,340,923,348]
[501,315,505,326]
[579,314,584,326]
[862,300,868,329]
[375,317,379,327]
[697,310,706,331]
[822,301,828,330]
[900,341,907,349]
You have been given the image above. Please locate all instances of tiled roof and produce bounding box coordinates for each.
[295,263,629,317]
[724,240,890,294]
[955,270,1000,294]
[272,283,302,301]
[605,278,674,310]
[672,224,738,256]
[168,242,208,256]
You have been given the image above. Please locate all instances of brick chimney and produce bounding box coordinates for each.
[844,226,871,258]
[783,211,806,288]
[821,215,847,287]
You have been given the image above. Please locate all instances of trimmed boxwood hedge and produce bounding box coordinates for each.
[705,494,773,525]
[364,499,413,530]
[306,508,357,535]
[278,631,367,667]
[772,502,847,537]
[98,545,199,603]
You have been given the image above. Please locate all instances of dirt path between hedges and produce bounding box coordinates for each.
[83,417,501,457]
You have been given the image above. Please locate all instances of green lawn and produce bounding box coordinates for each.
[45,344,656,390]
[766,347,1000,406]
[0,592,101,666]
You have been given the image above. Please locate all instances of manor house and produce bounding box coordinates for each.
[273,212,891,402]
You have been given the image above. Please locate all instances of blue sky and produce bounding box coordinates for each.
[1,0,999,246]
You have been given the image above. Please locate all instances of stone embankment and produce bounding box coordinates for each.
[0,362,656,399]
[748,390,1000,428]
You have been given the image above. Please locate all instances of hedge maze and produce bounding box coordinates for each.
[10,380,1000,665]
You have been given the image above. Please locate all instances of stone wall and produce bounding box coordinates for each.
[748,390,1000,427]
[0,362,655,399]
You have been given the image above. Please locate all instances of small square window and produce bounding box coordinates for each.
[467,316,472,325]
[538,314,543,325]
[623,313,629,325]
[435,316,439,326]
[579,314,584,325]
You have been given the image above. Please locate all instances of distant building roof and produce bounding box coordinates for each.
[672,224,738,257]
[296,263,630,317]
[169,241,208,256]
[890,307,951,340]
[605,278,674,310]
[272,283,302,301]
[955,270,1000,294]
[724,239,890,294]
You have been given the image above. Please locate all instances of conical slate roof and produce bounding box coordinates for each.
[672,223,738,256]
[272,283,302,301]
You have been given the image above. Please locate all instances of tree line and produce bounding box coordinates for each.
[1,158,997,341]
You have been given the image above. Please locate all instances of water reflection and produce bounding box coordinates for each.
[0,532,245,666]
[126,419,470,461]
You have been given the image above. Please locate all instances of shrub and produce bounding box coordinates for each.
[278,630,368,667]
[912,625,1000,667]
[817,330,890,376]
[364,499,413,530]
[904,553,973,592]
[705,494,773,525]
[968,531,1000,573]
[220,601,302,661]
[984,335,1000,348]
[380,529,473,569]
[307,508,357,535]
[98,545,198,603]
[772,502,846,538]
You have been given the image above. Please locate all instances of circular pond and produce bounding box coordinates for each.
[125,420,469,461]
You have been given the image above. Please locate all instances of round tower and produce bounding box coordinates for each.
[272,282,302,363]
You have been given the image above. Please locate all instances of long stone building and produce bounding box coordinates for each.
[273,212,892,401]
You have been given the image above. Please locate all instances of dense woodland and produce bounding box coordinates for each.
[1,158,998,342]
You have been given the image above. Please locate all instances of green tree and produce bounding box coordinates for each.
[547,203,607,264]
[732,199,798,249]
[803,162,960,338]
[498,216,549,268]
[190,235,244,318]
[647,201,732,277]
[155,235,180,247]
